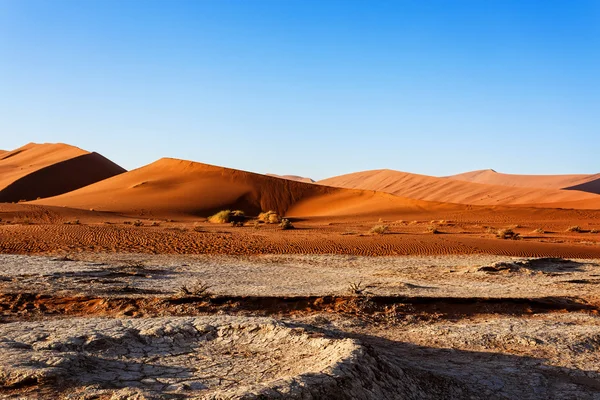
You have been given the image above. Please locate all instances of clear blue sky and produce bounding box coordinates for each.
[1,0,598,179]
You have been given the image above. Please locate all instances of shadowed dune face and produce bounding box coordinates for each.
[448,169,600,194]
[33,158,451,218]
[0,143,126,202]
[319,169,600,207]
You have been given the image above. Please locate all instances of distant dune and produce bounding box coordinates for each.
[319,169,600,207]
[0,143,126,202]
[448,169,600,194]
[266,174,315,183]
[34,158,453,218]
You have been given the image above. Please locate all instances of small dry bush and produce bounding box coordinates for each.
[532,228,545,234]
[496,228,521,240]
[208,210,232,224]
[133,220,143,227]
[231,221,244,227]
[193,225,204,232]
[64,219,80,225]
[347,281,366,295]
[591,229,599,234]
[177,280,212,298]
[258,211,281,224]
[566,226,582,233]
[370,224,389,235]
[280,218,294,230]
[426,225,440,234]
[150,221,160,227]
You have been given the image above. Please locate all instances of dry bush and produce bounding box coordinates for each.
[193,225,204,232]
[176,280,212,298]
[133,220,143,227]
[426,225,440,234]
[532,228,545,234]
[279,218,294,230]
[347,281,366,295]
[258,211,281,224]
[591,229,599,234]
[566,226,582,232]
[370,224,389,235]
[496,228,521,240]
[150,221,160,227]
[64,219,80,225]
[231,221,244,227]
[208,210,232,224]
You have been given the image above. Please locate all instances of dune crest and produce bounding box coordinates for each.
[0,142,126,202]
[266,173,315,183]
[448,169,600,193]
[319,169,600,207]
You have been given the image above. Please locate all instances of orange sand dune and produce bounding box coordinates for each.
[266,174,315,183]
[319,169,600,207]
[0,142,126,202]
[33,158,456,218]
[448,169,600,193]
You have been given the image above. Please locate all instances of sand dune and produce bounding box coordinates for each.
[0,142,126,203]
[448,169,600,193]
[33,158,453,218]
[266,174,315,183]
[319,169,600,207]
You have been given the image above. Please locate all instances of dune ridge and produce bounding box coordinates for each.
[319,169,600,207]
[448,169,600,193]
[0,143,126,202]
[34,158,453,218]
[266,174,315,183]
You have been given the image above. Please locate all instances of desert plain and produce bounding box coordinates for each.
[2,143,600,399]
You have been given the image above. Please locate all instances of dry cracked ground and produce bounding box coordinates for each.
[2,254,600,399]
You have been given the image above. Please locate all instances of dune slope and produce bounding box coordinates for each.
[448,169,600,193]
[0,143,126,202]
[266,174,315,183]
[34,158,451,218]
[319,169,600,207]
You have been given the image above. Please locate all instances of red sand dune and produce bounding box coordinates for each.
[266,174,315,183]
[448,169,600,194]
[319,169,600,207]
[33,158,456,218]
[0,143,126,202]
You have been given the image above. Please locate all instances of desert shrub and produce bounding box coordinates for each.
[566,226,582,232]
[176,280,212,298]
[193,225,204,232]
[253,221,261,229]
[64,219,80,225]
[123,221,132,225]
[348,281,366,295]
[496,228,521,240]
[150,221,160,227]
[370,224,389,235]
[231,221,244,227]
[279,218,294,230]
[591,229,599,234]
[208,210,232,224]
[426,225,439,234]
[532,228,545,234]
[208,210,246,224]
[133,220,143,227]
[258,211,281,224]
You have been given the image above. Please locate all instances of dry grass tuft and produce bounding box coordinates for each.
[176,279,212,298]
[426,225,440,234]
[566,226,582,233]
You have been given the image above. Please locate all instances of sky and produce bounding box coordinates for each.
[1,0,599,180]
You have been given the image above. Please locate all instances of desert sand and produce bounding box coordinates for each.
[448,169,600,193]
[2,142,600,399]
[0,143,126,203]
[319,168,600,207]
[265,173,315,183]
